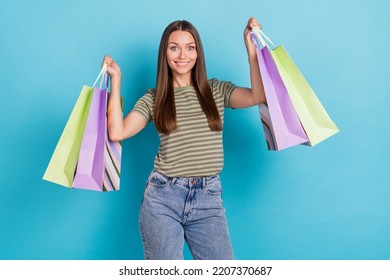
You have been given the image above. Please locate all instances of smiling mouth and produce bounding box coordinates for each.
[175,61,190,66]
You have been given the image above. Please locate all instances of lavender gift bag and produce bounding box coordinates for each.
[251,29,308,151]
[72,67,122,191]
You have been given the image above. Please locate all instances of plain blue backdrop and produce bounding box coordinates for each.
[1,0,389,260]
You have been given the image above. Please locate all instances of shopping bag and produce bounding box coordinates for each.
[251,29,308,151]
[42,82,94,187]
[72,69,122,191]
[271,46,339,146]
[253,27,339,146]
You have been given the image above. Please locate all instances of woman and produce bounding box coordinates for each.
[103,16,265,260]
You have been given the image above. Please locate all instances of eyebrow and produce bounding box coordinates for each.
[168,42,196,45]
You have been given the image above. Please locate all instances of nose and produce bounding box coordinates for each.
[178,49,186,59]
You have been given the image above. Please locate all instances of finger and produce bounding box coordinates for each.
[252,22,262,30]
[249,17,262,29]
[250,19,256,28]
[104,58,113,67]
[102,55,110,68]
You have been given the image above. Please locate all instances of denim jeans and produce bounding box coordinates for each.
[139,170,234,260]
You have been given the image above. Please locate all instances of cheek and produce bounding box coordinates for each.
[189,51,198,62]
[166,52,176,69]
[166,50,175,61]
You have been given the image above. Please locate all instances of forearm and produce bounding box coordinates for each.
[248,55,266,104]
[107,77,125,141]
[243,17,266,105]
[228,42,266,108]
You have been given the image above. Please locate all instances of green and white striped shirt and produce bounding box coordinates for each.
[132,78,237,177]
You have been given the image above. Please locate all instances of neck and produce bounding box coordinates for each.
[172,74,192,88]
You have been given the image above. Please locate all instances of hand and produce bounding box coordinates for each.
[244,16,262,59]
[102,54,121,82]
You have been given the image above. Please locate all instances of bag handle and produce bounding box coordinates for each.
[92,63,108,89]
[100,68,109,90]
[250,26,274,49]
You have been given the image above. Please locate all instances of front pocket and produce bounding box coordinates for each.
[205,177,222,195]
[147,171,169,188]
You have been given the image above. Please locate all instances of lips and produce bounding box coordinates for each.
[175,61,190,67]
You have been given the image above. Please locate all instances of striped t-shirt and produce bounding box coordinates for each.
[132,78,237,177]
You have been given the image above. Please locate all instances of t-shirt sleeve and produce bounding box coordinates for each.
[209,78,237,108]
[131,89,155,123]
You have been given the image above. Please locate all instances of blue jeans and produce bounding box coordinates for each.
[139,170,234,260]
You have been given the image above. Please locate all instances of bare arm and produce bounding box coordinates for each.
[229,17,266,109]
[103,55,147,141]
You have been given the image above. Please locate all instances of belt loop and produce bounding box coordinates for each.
[202,177,206,187]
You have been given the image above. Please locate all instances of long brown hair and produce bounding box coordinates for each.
[154,20,222,134]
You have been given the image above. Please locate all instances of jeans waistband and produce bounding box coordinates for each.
[151,169,220,188]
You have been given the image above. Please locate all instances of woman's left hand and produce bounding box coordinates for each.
[244,16,262,59]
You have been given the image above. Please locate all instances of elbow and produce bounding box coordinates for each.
[250,88,266,105]
[108,127,123,142]
[254,96,266,105]
[256,88,266,104]
[108,133,122,142]
[259,97,266,104]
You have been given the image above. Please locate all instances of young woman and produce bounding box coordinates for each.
[103,17,265,260]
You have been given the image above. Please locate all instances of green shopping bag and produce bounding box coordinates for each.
[269,41,339,146]
[43,66,107,187]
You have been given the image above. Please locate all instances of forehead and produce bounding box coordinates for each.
[168,30,195,44]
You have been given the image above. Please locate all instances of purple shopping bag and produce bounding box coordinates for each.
[72,68,122,191]
[251,30,308,151]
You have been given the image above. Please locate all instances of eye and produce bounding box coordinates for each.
[170,46,179,51]
[187,45,195,51]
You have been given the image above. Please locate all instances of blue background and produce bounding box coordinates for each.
[1,0,389,260]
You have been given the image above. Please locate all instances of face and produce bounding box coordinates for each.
[166,30,197,81]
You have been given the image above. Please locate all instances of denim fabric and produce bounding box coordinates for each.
[139,170,234,260]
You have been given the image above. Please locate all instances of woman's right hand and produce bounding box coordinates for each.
[102,54,121,83]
